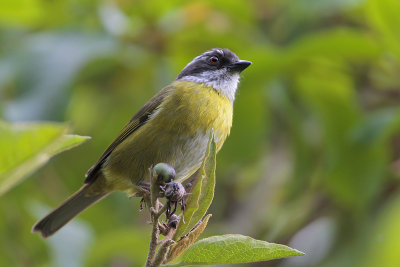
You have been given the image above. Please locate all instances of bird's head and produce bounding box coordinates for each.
[177,48,251,103]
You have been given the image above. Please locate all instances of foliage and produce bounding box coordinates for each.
[147,134,303,266]
[0,121,89,195]
[167,214,212,263]
[179,234,304,265]
[1,0,400,266]
[173,132,216,240]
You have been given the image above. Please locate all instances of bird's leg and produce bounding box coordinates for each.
[166,200,172,218]
[171,202,178,216]
[166,200,179,219]
[130,181,151,199]
[180,199,185,213]
[140,198,146,211]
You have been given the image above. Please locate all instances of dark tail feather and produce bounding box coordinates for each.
[32,184,108,238]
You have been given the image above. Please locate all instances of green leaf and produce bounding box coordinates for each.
[360,193,400,267]
[185,132,217,234]
[166,214,212,263]
[0,0,45,26]
[173,131,216,240]
[366,0,400,59]
[179,234,304,265]
[173,171,202,240]
[0,121,90,196]
[277,28,380,73]
[351,108,400,146]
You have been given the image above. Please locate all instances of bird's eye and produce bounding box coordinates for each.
[209,56,219,64]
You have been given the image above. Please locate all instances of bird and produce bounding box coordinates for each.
[32,48,251,238]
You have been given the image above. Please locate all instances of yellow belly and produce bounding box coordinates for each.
[100,81,233,193]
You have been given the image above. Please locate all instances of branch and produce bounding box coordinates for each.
[153,239,175,266]
[145,205,166,266]
[144,164,179,267]
[161,263,185,267]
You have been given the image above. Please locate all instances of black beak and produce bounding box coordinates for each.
[228,60,252,72]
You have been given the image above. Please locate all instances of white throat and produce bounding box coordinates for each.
[179,69,240,103]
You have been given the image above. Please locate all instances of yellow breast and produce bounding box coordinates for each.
[161,80,233,148]
[100,80,233,193]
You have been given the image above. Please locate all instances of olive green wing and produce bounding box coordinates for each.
[84,85,172,183]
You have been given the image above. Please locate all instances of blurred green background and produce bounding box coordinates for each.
[1,0,400,266]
